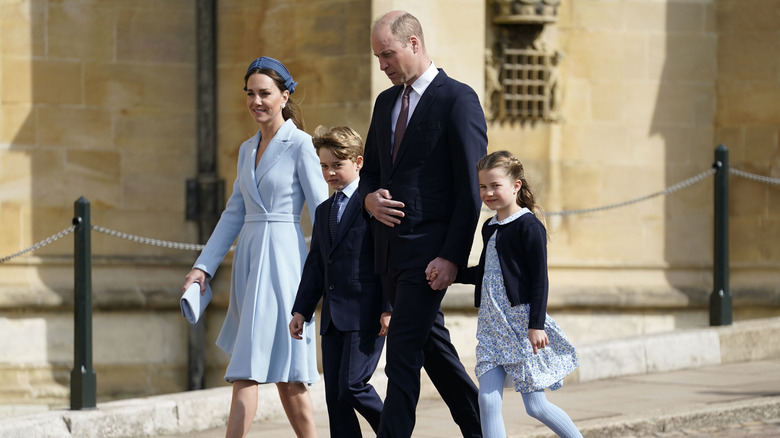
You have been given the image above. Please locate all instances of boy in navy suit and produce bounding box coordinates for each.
[290,126,392,437]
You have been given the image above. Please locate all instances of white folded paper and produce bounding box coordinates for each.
[180,282,212,324]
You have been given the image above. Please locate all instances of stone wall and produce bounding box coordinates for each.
[551,1,718,290]
[552,0,779,297]
[0,0,199,405]
[481,0,779,298]
[0,0,377,405]
[715,0,780,288]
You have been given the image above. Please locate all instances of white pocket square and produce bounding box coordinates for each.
[180,282,212,324]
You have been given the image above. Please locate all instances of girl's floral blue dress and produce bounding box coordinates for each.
[475,208,579,393]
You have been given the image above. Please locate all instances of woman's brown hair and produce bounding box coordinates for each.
[244,68,305,131]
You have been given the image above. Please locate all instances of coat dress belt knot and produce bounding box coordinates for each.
[244,213,300,223]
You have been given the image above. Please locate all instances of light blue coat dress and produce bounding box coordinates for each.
[193,119,328,384]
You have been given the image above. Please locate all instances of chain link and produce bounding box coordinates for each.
[1,167,775,262]
[0,225,76,263]
[90,225,209,251]
[546,168,718,217]
[730,168,780,186]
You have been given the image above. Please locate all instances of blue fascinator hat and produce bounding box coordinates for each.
[243,56,298,94]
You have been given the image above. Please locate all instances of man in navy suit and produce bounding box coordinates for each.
[291,126,391,437]
[358,10,488,438]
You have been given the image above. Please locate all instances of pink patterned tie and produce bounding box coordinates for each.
[392,86,412,163]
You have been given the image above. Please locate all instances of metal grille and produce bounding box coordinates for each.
[501,48,553,120]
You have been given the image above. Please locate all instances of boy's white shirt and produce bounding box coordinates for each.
[336,177,359,222]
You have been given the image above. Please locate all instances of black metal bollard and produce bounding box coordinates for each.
[182,0,220,391]
[72,197,97,409]
[710,145,732,326]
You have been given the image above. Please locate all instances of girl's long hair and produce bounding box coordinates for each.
[477,150,546,223]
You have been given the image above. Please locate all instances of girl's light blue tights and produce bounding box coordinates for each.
[478,365,583,438]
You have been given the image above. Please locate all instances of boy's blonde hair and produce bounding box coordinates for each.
[312,125,363,161]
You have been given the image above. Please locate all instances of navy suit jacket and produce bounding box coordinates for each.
[359,69,488,272]
[293,190,390,334]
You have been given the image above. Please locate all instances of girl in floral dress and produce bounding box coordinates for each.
[455,150,582,438]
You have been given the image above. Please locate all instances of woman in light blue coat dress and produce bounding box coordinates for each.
[183,57,328,438]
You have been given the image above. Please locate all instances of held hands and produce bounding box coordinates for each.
[529,328,549,354]
[289,313,305,340]
[426,267,439,285]
[183,268,208,296]
[378,311,391,336]
[365,189,405,227]
[424,257,456,290]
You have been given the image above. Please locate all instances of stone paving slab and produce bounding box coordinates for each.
[1,317,779,438]
[155,358,780,438]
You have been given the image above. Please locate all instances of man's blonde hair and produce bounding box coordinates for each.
[375,11,426,49]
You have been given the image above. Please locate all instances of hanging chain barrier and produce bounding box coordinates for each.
[90,225,208,252]
[0,225,77,264]
[730,168,780,185]
[545,167,718,217]
[0,165,777,263]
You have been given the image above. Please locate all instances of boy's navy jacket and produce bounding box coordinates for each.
[457,212,548,330]
[293,190,391,333]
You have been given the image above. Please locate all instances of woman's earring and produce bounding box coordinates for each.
[281,102,286,109]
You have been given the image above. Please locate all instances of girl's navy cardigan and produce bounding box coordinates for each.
[457,212,548,329]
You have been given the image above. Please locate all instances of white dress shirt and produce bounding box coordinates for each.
[391,62,439,151]
[336,177,359,222]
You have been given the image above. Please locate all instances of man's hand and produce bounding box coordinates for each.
[289,313,306,340]
[378,311,391,336]
[364,189,405,227]
[425,257,456,290]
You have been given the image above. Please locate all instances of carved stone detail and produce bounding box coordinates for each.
[487,0,562,123]
[493,0,560,25]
